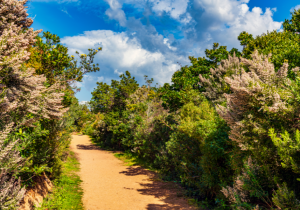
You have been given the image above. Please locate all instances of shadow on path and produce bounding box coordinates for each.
[120,166,156,177]
[120,166,198,210]
[76,144,103,150]
[72,135,199,210]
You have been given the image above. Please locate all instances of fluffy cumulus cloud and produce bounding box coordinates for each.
[227,6,281,36]
[100,0,282,54]
[149,0,190,22]
[38,0,284,92]
[61,30,186,86]
[186,0,282,50]
[104,0,127,26]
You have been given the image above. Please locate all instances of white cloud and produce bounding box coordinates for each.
[61,30,185,87]
[194,0,280,32]
[221,5,282,48]
[180,12,192,24]
[163,38,177,51]
[79,101,88,105]
[104,0,127,26]
[290,5,300,13]
[114,69,123,75]
[150,0,190,21]
[189,0,282,51]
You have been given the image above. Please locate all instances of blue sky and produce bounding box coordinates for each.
[26,0,300,103]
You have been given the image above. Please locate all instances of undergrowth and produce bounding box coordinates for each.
[37,150,84,210]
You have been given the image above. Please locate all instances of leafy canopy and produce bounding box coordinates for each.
[90,71,139,114]
[238,8,300,78]
[160,43,241,112]
[23,31,101,85]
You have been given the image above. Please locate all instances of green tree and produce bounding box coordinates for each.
[283,8,300,33]
[160,43,241,112]
[238,30,300,77]
[237,9,300,78]
[22,31,102,106]
[89,71,139,149]
[23,31,101,85]
[91,71,139,114]
[89,82,115,113]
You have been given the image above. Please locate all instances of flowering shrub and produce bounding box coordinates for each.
[211,50,300,208]
[0,0,67,207]
[0,123,26,209]
[0,0,101,208]
[78,6,300,210]
[89,78,233,203]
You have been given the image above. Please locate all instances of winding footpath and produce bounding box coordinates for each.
[70,135,199,210]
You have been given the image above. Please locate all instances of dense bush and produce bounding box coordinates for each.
[0,0,101,208]
[85,8,300,209]
[214,50,300,209]
[89,71,139,149]
[0,0,47,207]
[88,76,233,206]
[3,0,300,209]
[166,100,232,198]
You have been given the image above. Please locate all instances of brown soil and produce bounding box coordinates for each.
[18,173,53,210]
[70,135,199,210]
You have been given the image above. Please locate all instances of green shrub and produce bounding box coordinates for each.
[82,9,300,209]
[272,183,300,210]
[214,50,300,207]
[165,100,232,199]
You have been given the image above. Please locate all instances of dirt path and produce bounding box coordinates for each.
[70,135,199,210]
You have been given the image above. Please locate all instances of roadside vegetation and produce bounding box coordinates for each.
[0,0,98,209]
[76,8,300,210]
[2,0,300,209]
[37,150,84,210]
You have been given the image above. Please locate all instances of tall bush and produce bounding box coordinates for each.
[213,50,300,208]
[0,124,26,209]
[125,85,171,166]
[90,71,139,149]
[160,43,241,112]
[0,0,69,208]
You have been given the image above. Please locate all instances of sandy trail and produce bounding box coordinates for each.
[70,135,198,210]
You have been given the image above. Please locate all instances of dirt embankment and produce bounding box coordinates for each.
[70,135,199,210]
[19,173,53,210]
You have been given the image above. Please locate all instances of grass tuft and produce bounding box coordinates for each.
[113,153,137,166]
[37,150,84,210]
